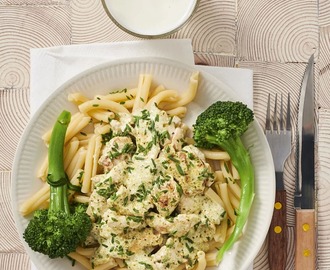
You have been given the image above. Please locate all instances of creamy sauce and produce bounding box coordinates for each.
[87,106,223,269]
[104,0,198,36]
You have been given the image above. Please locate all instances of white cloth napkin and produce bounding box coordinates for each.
[30,39,253,114]
[29,39,254,270]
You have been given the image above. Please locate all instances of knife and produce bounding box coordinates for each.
[294,54,316,270]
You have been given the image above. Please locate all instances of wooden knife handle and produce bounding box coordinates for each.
[268,189,287,270]
[295,209,316,270]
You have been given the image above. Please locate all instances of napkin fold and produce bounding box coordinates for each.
[29,39,254,270]
[30,39,253,114]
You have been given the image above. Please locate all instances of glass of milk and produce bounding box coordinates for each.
[102,0,199,38]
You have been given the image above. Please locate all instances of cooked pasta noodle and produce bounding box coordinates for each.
[219,183,237,223]
[20,183,50,216]
[145,89,179,109]
[149,84,165,98]
[165,106,187,118]
[64,137,80,170]
[68,93,90,105]
[214,214,229,244]
[132,74,152,112]
[37,156,48,181]
[94,88,137,102]
[89,109,115,123]
[196,251,207,270]
[81,134,97,194]
[66,147,87,180]
[79,99,129,114]
[67,252,92,269]
[75,246,96,257]
[201,149,230,161]
[205,250,218,266]
[162,71,199,110]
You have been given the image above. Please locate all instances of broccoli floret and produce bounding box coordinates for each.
[23,111,92,259]
[193,101,255,263]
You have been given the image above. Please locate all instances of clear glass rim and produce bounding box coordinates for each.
[101,0,200,38]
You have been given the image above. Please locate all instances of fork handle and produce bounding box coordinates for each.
[268,189,287,270]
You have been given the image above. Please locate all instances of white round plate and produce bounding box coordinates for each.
[12,58,275,270]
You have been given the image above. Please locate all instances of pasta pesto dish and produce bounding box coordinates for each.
[20,72,247,270]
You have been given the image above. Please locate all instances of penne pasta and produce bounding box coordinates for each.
[201,149,230,161]
[75,246,96,257]
[68,252,92,269]
[66,147,87,180]
[68,93,90,105]
[94,88,137,102]
[88,109,115,123]
[132,74,152,112]
[214,214,228,244]
[20,183,50,216]
[81,134,97,193]
[145,89,179,109]
[205,187,225,208]
[219,182,237,223]
[149,84,165,98]
[37,155,48,181]
[195,251,207,270]
[163,71,199,110]
[166,106,187,118]
[64,137,80,170]
[79,99,129,114]
[205,250,218,266]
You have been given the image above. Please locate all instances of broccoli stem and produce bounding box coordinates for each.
[207,135,255,263]
[47,110,71,214]
[49,185,70,214]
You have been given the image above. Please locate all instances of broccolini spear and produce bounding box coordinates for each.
[23,110,92,259]
[193,101,255,263]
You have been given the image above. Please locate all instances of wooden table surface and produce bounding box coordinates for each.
[1,0,330,269]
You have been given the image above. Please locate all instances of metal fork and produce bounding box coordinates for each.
[266,93,292,270]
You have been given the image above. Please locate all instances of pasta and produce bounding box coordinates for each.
[21,72,244,270]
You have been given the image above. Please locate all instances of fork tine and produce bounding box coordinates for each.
[266,93,271,130]
[273,93,278,131]
[286,93,291,131]
[280,94,284,130]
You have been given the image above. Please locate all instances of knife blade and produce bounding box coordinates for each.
[294,54,316,270]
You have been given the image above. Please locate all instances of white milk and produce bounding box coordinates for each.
[104,0,198,36]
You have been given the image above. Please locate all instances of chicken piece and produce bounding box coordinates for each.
[109,112,134,134]
[84,223,101,246]
[146,213,200,237]
[91,251,117,268]
[151,222,216,270]
[126,228,163,253]
[95,228,163,261]
[99,136,135,172]
[170,127,186,150]
[125,251,157,270]
[179,145,215,192]
[182,144,206,161]
[101,209,146,235]
[110,185,154,217]
[160,144,214,196]
[151,175,181,217]
[87,188,108,219]
[178,194,225,225]
[151,237,199,270]
[186,222,216,250]
[151,238,185,270]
